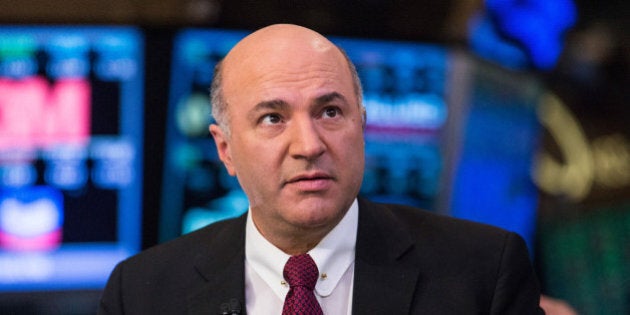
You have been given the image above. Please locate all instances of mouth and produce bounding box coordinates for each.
[284,171,334,191]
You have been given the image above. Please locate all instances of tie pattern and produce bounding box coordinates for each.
[282,254,324,315]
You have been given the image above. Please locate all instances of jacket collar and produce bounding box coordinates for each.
[352,198,422,314]
[188,213,248,315]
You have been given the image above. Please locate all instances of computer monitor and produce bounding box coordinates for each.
[0,26,144,292]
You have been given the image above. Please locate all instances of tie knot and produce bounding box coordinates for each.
[283,254,319,290]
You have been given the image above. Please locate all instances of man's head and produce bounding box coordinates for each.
[209,24,365,254]
[210,27,365,136]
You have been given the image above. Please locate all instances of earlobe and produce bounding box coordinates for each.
[209,124,236,176]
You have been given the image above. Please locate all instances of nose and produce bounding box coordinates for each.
[288,117,326,160]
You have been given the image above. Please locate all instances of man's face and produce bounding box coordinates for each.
[210,32,365,242]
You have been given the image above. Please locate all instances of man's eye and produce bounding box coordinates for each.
[323,107,340,118]
[261,114,282,125]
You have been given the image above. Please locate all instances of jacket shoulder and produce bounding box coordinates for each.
[98,214,247,314]
[356,199,542,314]
[126,215,239,262]
[360,199,513,245]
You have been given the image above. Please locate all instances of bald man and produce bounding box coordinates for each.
[98,24,544,314]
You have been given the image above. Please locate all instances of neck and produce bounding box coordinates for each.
[249,202,351,256]
[266,226,332,256]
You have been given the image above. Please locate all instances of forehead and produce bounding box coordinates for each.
[221,35,355,107]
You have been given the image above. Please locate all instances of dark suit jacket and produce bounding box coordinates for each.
[97,199,544,314]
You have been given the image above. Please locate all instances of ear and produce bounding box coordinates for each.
[209,124,236,176]
[361,106,367,130]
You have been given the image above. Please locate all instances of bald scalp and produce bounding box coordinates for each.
[223,24,336,69]
[210,24,364,135]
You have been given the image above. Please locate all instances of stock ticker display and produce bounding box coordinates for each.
[160,29,450,241]
[0,27,144,290]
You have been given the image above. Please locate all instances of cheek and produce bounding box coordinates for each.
[348,133,366,172]
[230,141,280,186]
[341,130,365,157]
[331,131,364,173]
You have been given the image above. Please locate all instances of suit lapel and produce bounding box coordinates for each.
[187,213,248,315]
[352,199,422,314]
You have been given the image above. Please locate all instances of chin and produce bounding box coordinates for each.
[290,216,334,231]
[289,201,346,227]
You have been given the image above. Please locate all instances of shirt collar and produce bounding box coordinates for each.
[245,199,358,299]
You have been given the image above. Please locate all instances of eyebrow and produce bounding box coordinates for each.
[247,99,290,122]
[314,92,348,106]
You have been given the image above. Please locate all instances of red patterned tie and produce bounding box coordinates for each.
[282,254,324,315]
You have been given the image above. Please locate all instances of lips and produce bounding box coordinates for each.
[284,171,334,191]
[287,171,332,182]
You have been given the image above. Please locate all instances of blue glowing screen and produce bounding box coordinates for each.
[0,26,144,291]
[448,64,542,251]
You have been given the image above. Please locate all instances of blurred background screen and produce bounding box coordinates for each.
[0,26,144,313]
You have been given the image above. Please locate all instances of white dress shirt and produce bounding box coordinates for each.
[245,199,358,315]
